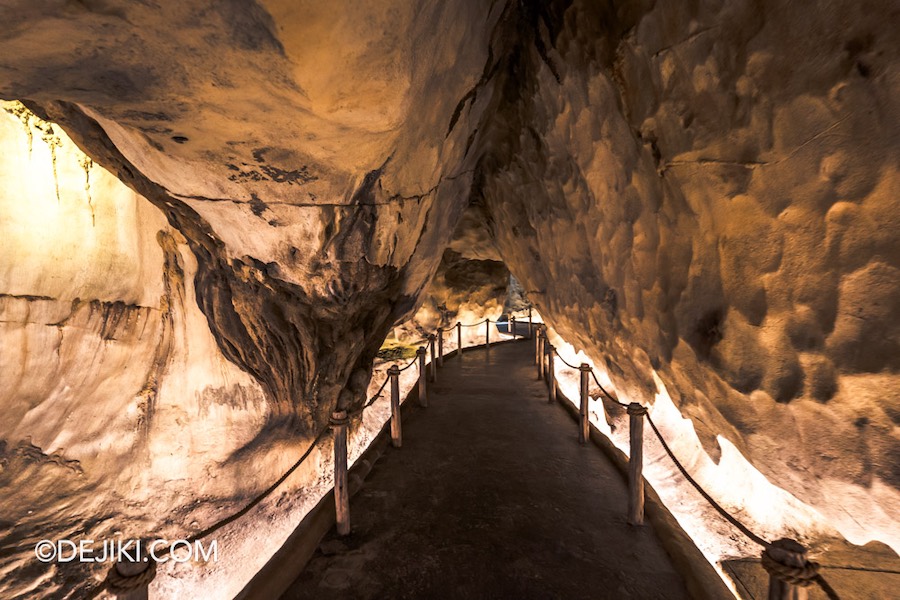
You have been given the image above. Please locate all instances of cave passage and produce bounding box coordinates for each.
[280,340,690,600]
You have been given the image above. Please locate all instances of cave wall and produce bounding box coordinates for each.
[0,1,504,595]
[0,102,279,597]
[1,0,899,595]
[472,0,900,549]
[0,0,505,425]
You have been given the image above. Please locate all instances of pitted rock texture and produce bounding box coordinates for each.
[469,0,900,550]
[1,0,505,425]
[0,0,899,597]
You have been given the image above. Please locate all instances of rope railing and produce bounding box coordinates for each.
[589,366,629,409]
[459,318,488,327]
[552,348,581,370]
[93,311,532,593]
[397,355,418,372]
[80,307,841,598]
[540,331,841,599]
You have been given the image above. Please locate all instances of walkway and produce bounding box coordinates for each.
[282,341,689,600]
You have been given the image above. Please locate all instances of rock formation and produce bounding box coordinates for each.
[0,0,898,596]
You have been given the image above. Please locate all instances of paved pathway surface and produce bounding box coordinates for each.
[282,340,689,600]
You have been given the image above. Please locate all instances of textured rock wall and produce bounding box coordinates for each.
[1,0,899,595]
[410,206,511,333]
[0,0,503,427]
[0,102,277,597]
[0,2,505,595]
[472,0,900,549]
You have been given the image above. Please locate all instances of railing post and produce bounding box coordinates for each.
[528,307,533,338]
[389,365,401,448]
[107,543,154,599]
[417,346,427,407]
[331,410,350,535]
[511,315,516,339]
[627,403,647,525]
[437,327,444,366]
[485,319,490,349]
[538,327,546,381]
[763,539,811,600]
[428,334,437,383]
[457,321,462,355]
[548,345,556,404]
[534,323,541,365]
[579,364,591,444]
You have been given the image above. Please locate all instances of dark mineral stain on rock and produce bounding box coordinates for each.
[249,193,268,217]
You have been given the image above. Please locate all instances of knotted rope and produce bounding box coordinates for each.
[106,558,157,591]
[761,549,819,586]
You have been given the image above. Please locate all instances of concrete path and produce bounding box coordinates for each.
[282,340,689,600]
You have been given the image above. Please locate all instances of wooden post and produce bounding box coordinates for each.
[528,306,533,338]
[331,410,350,535]
[437,328,444,366]
[538,328,546,381]
[627,403,647,525]
[534,323,540,365]
[108,544,153,599]
[579,364,591,444]
[389,365,401,448]
[548,345,556,404]
[428,334,437,383]
[457,322,462,355]
[485,319,490,349]
[511,316,516,339]
[765,539,810,600]
[417,347,427,407]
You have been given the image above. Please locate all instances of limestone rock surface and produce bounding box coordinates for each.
[471,0,900,552]
[0,0,899,597]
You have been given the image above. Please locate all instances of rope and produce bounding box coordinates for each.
[761,550,819,586]
[644,412,770,548]
[814,575,842,600]
[149,341,424,557]
[398,356,418,372]
[350,375,390,416]
[552,348,581,370]
[106,559,158,591]
[460,318,488,327]
[547,343,841,598]
[183,425,331,544]
[760,549,841,600]
[589,369,629,408]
